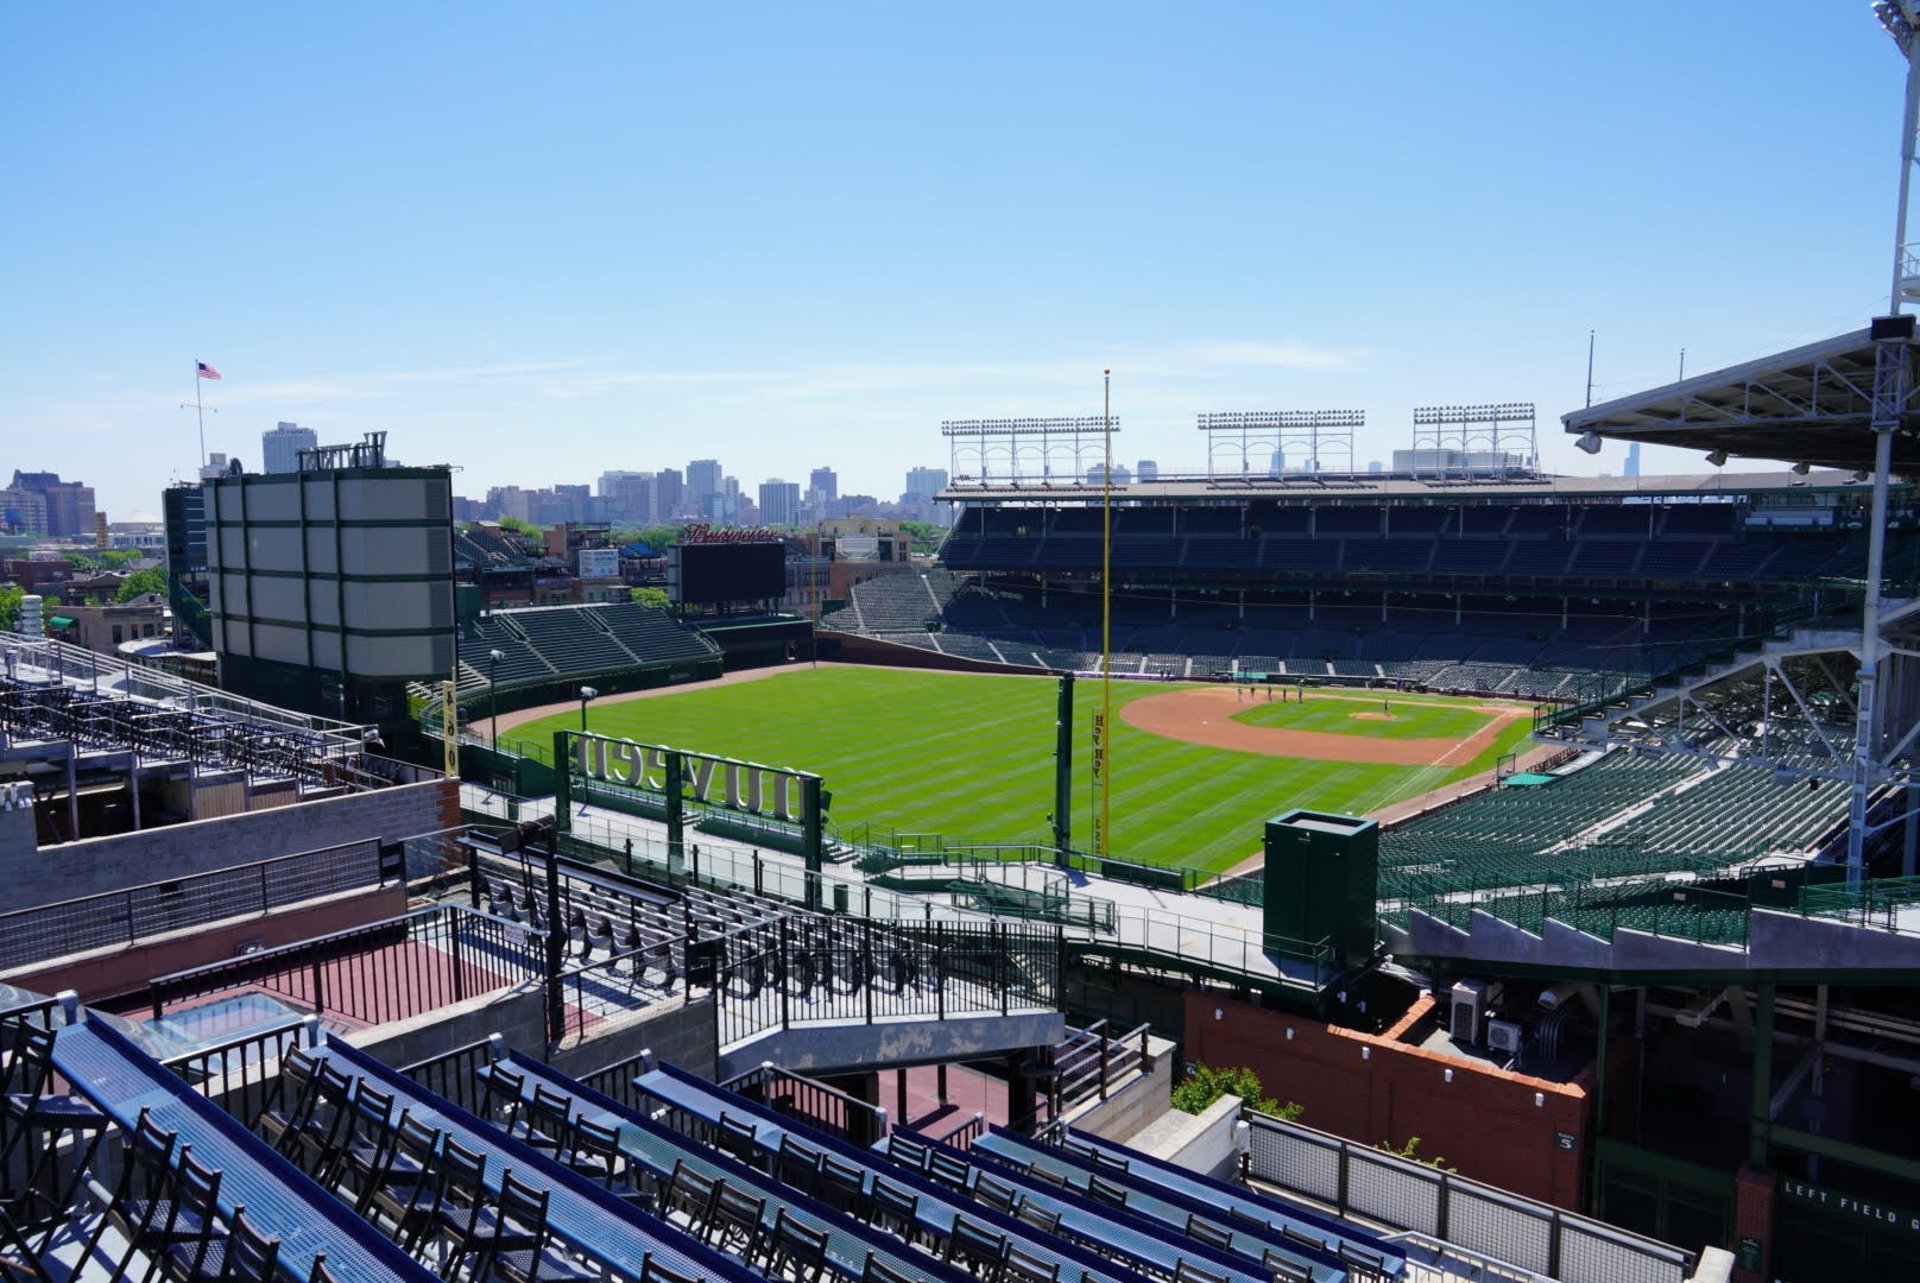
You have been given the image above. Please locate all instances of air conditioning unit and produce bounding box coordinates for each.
[1487,1019,1524,1056]
[1450,980,1487,1045]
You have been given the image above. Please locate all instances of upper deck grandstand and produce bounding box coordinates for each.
[829,469,1913,697]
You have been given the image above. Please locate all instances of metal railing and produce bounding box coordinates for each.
[924,1110,987,1151]
[712,915,1061,1052]
[577,1047,656,1116]
[1056,1020,1153,1112]
[719,1062,890,1146]
[0,839,395,973]
[553,935,690,1043]
[1796,875,1920,935]
[1243,1111,1693,1283]
[145,904,544,1030]
[161,1019,308,1130]
[400,1037,499,1118]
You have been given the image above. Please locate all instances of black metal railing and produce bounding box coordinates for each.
[160,1020,309,1129]
[719,1062,890,1146]
[144,904,543,1030]
[923,1110,987,1151]
[400,1037,499,1118]
[1055,1020,1153,1111]
[554,935,690,1043]
[0,839,393,973]
[577,1047,657,1116]
[712,916,1061,1051]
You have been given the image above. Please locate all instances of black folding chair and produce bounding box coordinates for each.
[73,1107,177,1276]
[133,1150,224,1283]
[0,1027,107,1244]
[758,1207,830,1283]
[366,1117,448,1251]
[165,1203,280,1283]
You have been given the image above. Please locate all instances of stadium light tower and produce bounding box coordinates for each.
[579,685,599,734]
[1848,1,1920,879]
[1877,1,1920,307]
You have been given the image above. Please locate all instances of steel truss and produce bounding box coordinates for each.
[1195,410,1360,477]
[941,417,1120,485]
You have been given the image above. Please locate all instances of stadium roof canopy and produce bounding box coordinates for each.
[937,468,1881,505]
[1563,325,1920,474]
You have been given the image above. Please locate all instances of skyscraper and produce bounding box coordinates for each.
[6,471,95,538]
[598,470,652,523]
[758,479,801,527]
[808,466,838,502]
[904,466,948,497]
[261,422,318,474]
[655,468,684,520]
[687,459,723,513]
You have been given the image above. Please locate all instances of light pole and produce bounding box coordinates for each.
[579,685,598,735]
[487,648,505,745]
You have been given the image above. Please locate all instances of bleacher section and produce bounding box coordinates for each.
[16,1000,1560,1283]
[1373,746,1850,944]
[460,603,720,694]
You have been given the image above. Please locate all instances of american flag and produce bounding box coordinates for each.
[197,361,222,380]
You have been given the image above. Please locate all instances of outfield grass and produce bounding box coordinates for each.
[1231,694,1494,741]
[510,667,1536,874]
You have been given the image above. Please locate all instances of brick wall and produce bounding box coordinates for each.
[0,779,456,911]
[1182,989,1589,1208]
[4,883,407,1003]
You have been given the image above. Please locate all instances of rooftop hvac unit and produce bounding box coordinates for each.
[1487,1019,1524,1056]
[1450,980,1487,1045]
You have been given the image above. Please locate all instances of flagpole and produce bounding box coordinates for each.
[194,359,207,468]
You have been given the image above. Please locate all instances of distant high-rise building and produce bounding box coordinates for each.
[809,466,838,503]
[1136,460,1159,482]
[1625,442,1642,478]
[655,468,684,520]
[900,466,952,526]
[758,479,801,527]
[7,470,95,538]
[905,466,948,497]
[1368,460,1384,474]
[687,459,724,512]
[598,471,653,523]
[261,422,318,474]
[1085,463,1130,485]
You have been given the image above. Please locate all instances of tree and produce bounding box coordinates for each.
[1170,1064,1303,1121]
[115,567,168,603]
[1377,1135,1455,1171]
[496,515,542,537]
[616,525,680,552]
[0,585,21,632]
[898,520,945,553]
[629,586,672,609]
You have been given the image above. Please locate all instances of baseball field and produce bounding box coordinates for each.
[501,665,1538,875]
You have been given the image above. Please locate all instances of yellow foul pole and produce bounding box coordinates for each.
[1098,368,1112,862]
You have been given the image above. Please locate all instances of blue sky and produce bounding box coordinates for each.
[0,3,1904,518]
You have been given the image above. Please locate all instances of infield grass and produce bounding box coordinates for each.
[1231,693,1494,741]
[510,666,1536,874]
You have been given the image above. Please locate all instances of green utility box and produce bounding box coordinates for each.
[1262,810,1378,971]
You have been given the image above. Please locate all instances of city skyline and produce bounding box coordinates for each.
[1,4,1900,518]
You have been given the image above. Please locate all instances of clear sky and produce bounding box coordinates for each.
[0,3,1906,518]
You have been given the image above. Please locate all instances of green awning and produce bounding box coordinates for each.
[45,615,74,628]
[1503,772,1559,787]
